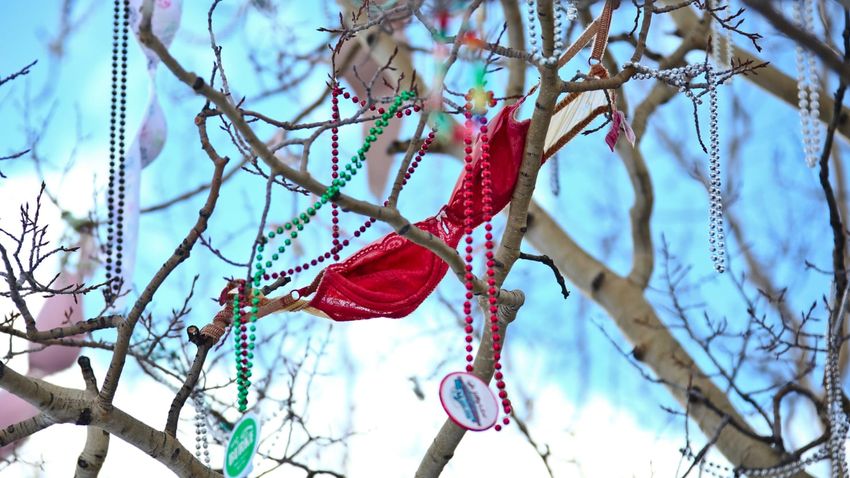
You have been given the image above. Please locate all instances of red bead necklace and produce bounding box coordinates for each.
[438,87,510,432]
[469,89,513,431]
[331,83,343,262]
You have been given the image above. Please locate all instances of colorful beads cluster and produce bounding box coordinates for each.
[259,86,422,281]
[257,91,414,278]
[233,88,417,411]
[461,88,511,431]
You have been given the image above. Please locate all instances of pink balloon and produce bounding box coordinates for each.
[1,229,95,459]
[0,390,38,459]
[27,271,85,378]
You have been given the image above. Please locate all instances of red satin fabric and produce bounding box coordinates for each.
[304,100,532,321]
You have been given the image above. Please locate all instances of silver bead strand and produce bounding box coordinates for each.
[192,392,211,467]
[625,60,726,272]
[563,0,577,24]
[708,0,731,273]
[526,0,573,66]
[707,65,726,274]
[684,443,829,477]
[825,316,849,478]
[795,0,816,165]
[803,0,822,163]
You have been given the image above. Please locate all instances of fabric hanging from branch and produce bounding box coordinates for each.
[205,1,618,330]
[297,100,532,321]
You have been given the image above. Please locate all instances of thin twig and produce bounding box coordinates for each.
[519,251,570,299]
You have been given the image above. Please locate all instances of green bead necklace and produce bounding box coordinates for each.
[233,89,415,413]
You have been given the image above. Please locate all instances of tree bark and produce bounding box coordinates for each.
[0,361,220,477]
[524,201,812,476]
[415,291,524,477]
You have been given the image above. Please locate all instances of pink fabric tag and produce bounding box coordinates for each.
[605,110,636,151]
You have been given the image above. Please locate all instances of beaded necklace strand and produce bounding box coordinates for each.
[626,61,727,273]
[461,99,477,375]
[106,0,130,301]
[192,392,211,467]
[525,0,576,66]
[706,67,725,274]
[331,84,343,262]
[707,0,731,273]
[233,90,416,412]
[792,0,822,167]
[232,281,253,412]
[460,85,513,431]
[253,91,424,285]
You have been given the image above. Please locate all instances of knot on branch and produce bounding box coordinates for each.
[687,386,705,405]
[186,325,203,345]
[75,408,93,426]
[192,76,205,91]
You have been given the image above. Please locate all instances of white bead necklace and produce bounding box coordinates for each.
[526,0,576,66]
[793,0,822,167]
